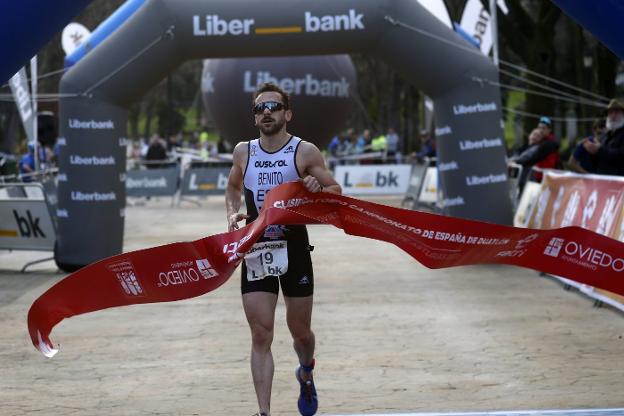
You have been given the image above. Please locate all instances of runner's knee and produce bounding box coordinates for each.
[250,322,274,349]
[291,328,314,346]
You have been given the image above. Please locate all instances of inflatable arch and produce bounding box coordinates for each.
[56,0,511,270]
[0,1,93,83]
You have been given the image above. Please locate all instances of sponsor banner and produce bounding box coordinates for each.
[433,87,511,224]
[335,164,411,195]
[29,182,624,357]
[527,171,624,236]
[242,71,349,97]
[452,101,498,116]
[9,67,36,144]
[525,171,624,307]
[192,9,365,37]
[180,167,230,196]
[56,97,128,267]
[459,0,493,55]
[0,200,56,251]
[67,118,115,129]
[126,167,179,197]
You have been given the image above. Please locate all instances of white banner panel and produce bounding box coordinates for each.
[460,0,493,56]
[0,199,56,251]
[418,166,439,204]
[513,181,541,227]
[335,164,412,195]
[9,67,36,144]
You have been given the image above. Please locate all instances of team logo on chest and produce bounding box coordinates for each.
[254,160,288,168]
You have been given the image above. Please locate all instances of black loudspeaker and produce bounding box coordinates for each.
[38,111,57,147]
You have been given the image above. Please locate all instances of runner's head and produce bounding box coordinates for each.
[252,83,292,136]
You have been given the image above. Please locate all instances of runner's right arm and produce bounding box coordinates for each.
[225,142,249,231]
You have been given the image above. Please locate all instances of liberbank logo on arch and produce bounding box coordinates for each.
[192,10,365,37]
[243,72,350,98]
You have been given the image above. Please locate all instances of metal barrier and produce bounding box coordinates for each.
[402,160,523,214]
[401,157,439,211]
[179,165,231,205]
[125,163,180,206]
[328,151,387,169]
[507,162,523,211]
[0,182,57,272]
[125,158,233,206]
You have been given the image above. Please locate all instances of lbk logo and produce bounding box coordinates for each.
[13,210,46,238]
[343,171,399,188]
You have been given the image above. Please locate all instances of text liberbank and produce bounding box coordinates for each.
[193,10,365,36]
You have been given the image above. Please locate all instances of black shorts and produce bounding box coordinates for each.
[241,243,314,297]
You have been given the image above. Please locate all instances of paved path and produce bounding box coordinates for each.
[1,196,623,415]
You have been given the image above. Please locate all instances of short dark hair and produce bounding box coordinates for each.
[593,118,606,130]
[253,83,290,110]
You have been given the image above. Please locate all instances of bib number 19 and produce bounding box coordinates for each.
[245,241,288,281]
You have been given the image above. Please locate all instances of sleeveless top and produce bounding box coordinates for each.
[243,136,309,244]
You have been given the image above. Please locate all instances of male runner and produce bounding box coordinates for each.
[225,83,341,416]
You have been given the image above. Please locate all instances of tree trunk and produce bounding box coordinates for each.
[144,103,154,138]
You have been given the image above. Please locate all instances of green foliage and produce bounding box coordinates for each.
[503,90,526,148]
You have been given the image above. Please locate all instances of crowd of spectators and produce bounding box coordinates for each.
[508,98,624,192]
[16,141,55,181]
[9,126,236,181]
[327,127,436,167]
[8,97,624,187]
[575,98,624,176]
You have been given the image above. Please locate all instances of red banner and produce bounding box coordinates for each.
[527,171,624,237]
[28,181,624,357]
[526,170,624,306]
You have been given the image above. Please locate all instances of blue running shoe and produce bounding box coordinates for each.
[296,359,318,416]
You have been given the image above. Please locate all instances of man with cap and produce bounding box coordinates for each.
[584,98,624,176]
[537,116,557,142]
[519,116,560,179]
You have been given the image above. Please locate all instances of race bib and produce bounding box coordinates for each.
[244,240,289,281]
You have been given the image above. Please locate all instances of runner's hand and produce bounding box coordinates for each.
[302,175,323,193]
[228,213,249,231]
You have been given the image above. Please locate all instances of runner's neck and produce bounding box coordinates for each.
[259,133,291,152]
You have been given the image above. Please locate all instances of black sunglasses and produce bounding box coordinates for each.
[253,101,286,114]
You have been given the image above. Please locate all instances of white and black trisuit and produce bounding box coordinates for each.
[241,135,314,297]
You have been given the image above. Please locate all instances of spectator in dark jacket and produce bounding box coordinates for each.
[568,118,606,173]
[584,99,624,176]
[510,128,559,189]
[145,134,168,169]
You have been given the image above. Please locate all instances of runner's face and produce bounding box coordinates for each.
[254,92,291,135]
